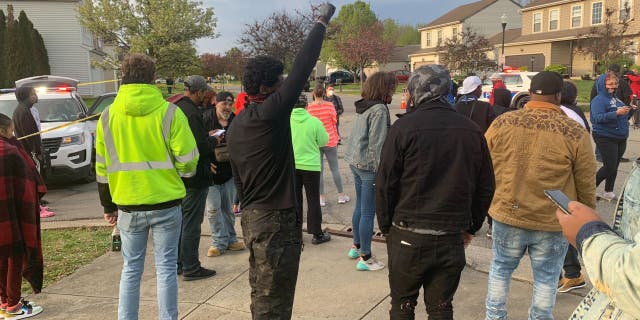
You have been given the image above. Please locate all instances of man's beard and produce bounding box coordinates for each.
[218,112,231,121]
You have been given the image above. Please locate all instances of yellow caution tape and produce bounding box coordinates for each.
[17,113,101,141]
[77,79,121,87]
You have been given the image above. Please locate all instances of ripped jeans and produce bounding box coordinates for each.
[387,226,466,320]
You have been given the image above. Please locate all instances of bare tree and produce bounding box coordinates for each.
[575,3,635,74]
[437,27,496,75]
[238,5,319,71]
[334,23,394,84]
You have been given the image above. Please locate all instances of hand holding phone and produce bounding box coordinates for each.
[210,129,225,137]
[544,190,572,215]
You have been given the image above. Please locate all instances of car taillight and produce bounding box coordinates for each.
[56,86,73,92]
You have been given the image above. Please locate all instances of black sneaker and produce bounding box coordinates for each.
[183,267,216,281]
[312,232,332,245]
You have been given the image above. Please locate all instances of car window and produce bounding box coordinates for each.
[0,100,18,118]
[503,75,524,86]
[91,96,115,115]
[35,98,83,122]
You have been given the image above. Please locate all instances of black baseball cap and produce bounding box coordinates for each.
[529,71,563,95]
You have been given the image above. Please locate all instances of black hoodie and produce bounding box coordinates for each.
[12,87,41,157]
[355,99,386,114]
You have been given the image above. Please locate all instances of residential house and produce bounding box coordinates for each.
[0,0,116,96]
[363,44,420,75]
[409,0,523,70]
[500,0,640,75]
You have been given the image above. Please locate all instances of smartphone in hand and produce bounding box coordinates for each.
[211,129,226,137]
[544,190,572,215]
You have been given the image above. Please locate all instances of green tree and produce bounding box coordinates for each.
[0,10,6,87]
[321,1,379,74]
[396,25,420,46]
[17,11,34,79]
[382,19,420,46]
[78,0,217,76]
[31,29,50,76]
[4,5,21,86]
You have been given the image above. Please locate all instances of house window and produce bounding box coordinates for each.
[426,32,431,47]
[533,12,542,32]
[549,9,559,30]
[571,5,582,28]
[592,2,603,24]
[620,0,633,21]
[452,27,458,41]
[437,29,443,45]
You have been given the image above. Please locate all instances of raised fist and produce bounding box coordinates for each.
[318,3,336,24]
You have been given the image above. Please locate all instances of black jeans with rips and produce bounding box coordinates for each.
[387,226,466,320]
[241,208,302,320]
[294,169,323,236]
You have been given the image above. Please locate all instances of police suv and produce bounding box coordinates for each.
[0,76,116,182]
[479,71,538,109]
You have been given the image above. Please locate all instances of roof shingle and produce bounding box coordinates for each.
[422,0,498,29]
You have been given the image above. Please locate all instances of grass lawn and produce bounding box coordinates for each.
[22,226,113,294]
[574,79,594,105]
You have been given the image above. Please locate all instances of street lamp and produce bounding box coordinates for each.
[500,13,507,71]
[530,56,535,71]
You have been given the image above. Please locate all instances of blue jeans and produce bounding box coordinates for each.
[179,187,208,273]
[206,179,238,251]
[485,221,568,320]
[117,205,182,320]
[350,165,376,256]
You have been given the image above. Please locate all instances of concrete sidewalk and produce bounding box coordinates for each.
[29,228,584,320]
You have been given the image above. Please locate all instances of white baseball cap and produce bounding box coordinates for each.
[460,76,483,95]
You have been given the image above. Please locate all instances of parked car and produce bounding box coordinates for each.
[0,75,116,182]
[327,70,355,85]
[393,70,411,83]
[479,71,538,109]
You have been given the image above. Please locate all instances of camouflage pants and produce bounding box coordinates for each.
[241,208,302,320]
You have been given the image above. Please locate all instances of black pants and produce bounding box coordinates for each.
[294,169,323,235]
[241,208,302,320]
[594,135,627,192]
[562,245,581,279]
[387,227,466,320]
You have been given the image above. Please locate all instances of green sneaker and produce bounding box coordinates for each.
[356,256,385,271]
[348,245,359,259]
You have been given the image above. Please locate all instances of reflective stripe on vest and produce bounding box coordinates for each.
[101,104,179,174]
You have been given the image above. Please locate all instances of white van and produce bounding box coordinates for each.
[0,76,116,182]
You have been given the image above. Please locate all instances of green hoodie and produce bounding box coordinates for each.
[290,108,328,171]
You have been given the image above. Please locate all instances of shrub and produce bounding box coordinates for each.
[544,64,567,74]
[518,66,528,71]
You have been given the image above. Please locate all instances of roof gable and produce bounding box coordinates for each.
[421,0,522,29]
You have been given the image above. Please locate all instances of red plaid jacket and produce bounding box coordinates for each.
[0,136,46,293]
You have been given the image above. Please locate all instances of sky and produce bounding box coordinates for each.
[195,0,478,54]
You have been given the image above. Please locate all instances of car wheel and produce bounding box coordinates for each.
[83,150,96,183]
[515,95,530,109]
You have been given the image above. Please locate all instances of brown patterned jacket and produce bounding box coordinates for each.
[485,100,596,231]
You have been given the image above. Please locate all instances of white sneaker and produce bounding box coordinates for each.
[356,256,385,271]
[602,192,616,201]
[338,194,350,204]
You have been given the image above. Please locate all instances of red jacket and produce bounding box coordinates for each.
[0,136,46,293]
[627,74,640,96]
[490,80,506,106]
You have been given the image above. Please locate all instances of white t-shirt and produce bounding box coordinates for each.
[560,105,586,129]
[30,107,41,131]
